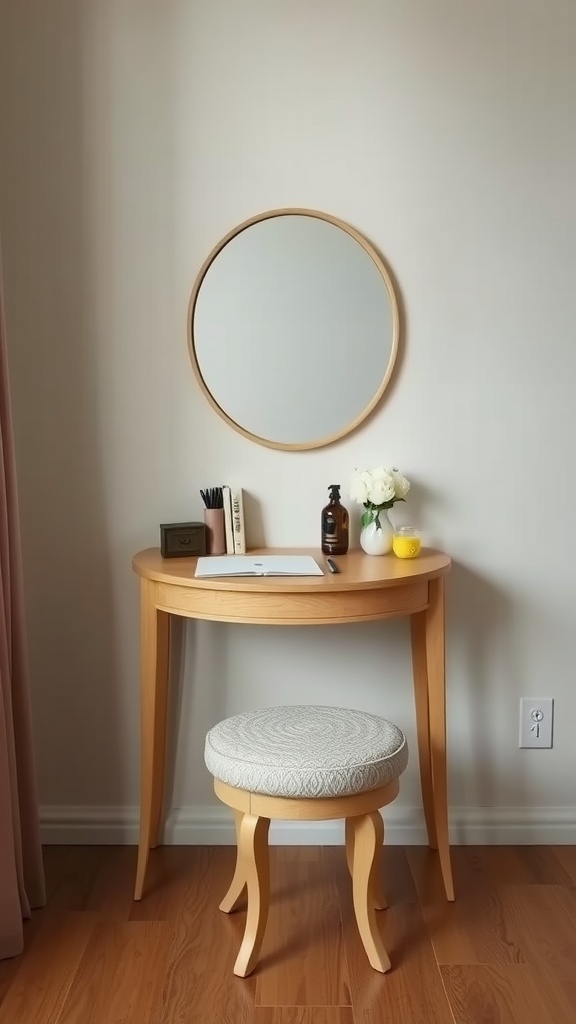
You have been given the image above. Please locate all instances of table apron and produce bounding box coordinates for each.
[152,580,430,624]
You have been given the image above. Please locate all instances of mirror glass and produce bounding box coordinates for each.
[188,209,399,450]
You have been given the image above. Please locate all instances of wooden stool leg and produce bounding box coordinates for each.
[350,812,391,973]
[233,814,271,978]
[345,816,387,910]
[220,810,247,912]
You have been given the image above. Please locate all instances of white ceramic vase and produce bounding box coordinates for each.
[359,513,393,555]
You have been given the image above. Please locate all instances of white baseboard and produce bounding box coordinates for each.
[39,804,576,846]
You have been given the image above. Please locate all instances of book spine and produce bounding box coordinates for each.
[231,488,246,554]
[222,486,234,554]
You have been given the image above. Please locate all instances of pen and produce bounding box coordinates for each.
[326,558,340,574]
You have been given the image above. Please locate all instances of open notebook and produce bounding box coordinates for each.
[194,555,323,578]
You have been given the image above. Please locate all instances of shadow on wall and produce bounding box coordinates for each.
[447,560,522,815]
[0,5,125,809]
[162,618,233,825]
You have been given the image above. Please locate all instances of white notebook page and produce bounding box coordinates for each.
[194,555,323,577]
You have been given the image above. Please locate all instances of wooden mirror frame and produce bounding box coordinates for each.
[187,208,400,451]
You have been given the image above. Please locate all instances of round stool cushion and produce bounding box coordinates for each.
[204,705,408,799]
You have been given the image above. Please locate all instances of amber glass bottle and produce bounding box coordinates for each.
[321,484,349,555]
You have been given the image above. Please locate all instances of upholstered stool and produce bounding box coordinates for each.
[204,705,408,977]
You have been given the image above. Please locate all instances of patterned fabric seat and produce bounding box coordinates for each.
[205,705,408,798]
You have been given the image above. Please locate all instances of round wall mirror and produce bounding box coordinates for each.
[188,209,400,451]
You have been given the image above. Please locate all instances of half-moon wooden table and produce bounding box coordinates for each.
[132,546,454,902]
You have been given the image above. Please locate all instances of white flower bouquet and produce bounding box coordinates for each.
[350,467,410,529]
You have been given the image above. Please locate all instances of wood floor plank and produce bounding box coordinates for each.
[555,883,576,927]
[3,844,575,1023]
[341,848,454,1023]
[83,846,137,919]
[496,885,576,1022]
[408,844,573,892]
[406,849,525,965]
[0,956,23,1010]
[551,846,576,885]
[159,846,257,1023]
[254,1010,355,1023]
[506,846,576,886]
[56,921,173,1024]
[255,847,350,1008]
[0,910,45,1008]
[374,845,421,905]
[441,964,566,1024]
[41,846,112,911]
[130,846,237,921]
[0,913,98,1024]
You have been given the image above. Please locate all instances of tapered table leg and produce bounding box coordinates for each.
[425,575,454,901]
[134,578,170,901]
[410,611,438,850]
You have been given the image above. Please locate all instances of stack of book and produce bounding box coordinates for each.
[222,486,246,554]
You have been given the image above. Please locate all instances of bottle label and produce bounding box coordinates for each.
[322,514,337,541]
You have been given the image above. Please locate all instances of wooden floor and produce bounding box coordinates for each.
[1,844,575,1023]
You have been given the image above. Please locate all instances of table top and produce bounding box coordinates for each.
[133,547,451,594]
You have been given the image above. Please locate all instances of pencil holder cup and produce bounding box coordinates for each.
[204,508,225,555]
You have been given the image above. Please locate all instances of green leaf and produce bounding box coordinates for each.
[360,509,375,528]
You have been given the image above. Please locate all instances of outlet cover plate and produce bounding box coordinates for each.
[519,697,554,748]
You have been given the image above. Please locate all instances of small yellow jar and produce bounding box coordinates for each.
[392,526,421,559]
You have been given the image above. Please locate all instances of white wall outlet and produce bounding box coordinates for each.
[519,697,554,748]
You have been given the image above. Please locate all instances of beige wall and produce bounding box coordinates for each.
[1,0,575,843]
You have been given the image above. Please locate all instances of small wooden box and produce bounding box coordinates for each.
[160,521,206,558]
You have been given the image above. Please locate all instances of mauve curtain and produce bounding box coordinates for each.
[0,243,45,959]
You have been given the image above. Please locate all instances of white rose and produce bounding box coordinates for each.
[349,469,372,505]
[368,470,395,505]
[390,469,410,500]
